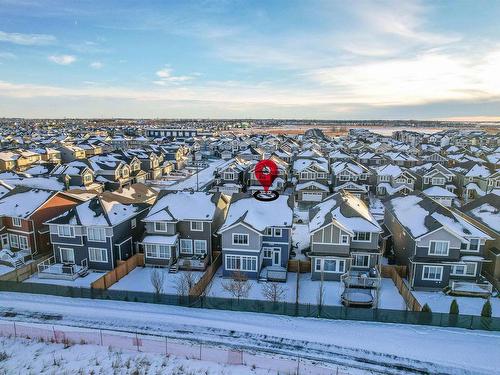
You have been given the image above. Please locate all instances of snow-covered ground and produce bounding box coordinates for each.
[0,336,273,375]
[292,223,309,260]
[0,264,14,276]
[298,274,406,310]
[25,270,105,288]
[109,267,204,295]
[208,269,297,303]
[369,196,385,221]
[413,290,500,317]
[0,292,498,374]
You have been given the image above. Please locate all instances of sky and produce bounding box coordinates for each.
[0,0,500,120]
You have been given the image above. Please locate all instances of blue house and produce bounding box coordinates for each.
[218,193,293,281]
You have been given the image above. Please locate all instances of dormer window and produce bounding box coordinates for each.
[12,217,22,227]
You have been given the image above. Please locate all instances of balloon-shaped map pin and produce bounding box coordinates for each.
[255,159,278,192]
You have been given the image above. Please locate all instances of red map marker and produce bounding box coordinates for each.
[255,159,278,192]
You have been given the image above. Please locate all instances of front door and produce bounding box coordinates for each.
[272,249,281,267]
[60,248,75,264]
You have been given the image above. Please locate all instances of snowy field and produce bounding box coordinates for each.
[0,336,273,375]
[208,269,297,303]
[25,270,105,288]
[377,278,407,310]
[109,267,204,295]
[413,290,500,317]
[0,292,498,374]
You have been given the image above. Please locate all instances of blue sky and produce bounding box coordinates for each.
[1,0,500,119]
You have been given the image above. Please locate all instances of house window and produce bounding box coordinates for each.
[467,238,480,251]
[57,225,74,238]
[12,217,22,227]
[429,241,449,256]
[320,259,346,273]
[300,171,315,180]
[274,228,282,237]
[379,175,390,182]
[89,247,108,263]
[87,227,106,242]
[18,236,29,250]
[316,173,326,179]
[223,172,235,180]
[340,235,349,244]
[353,232,371,242]
[84,174,92,183]
[155,222,168,232]
[423,177,430,184]
[60,247,75,263]
[422,265,443,281]
[190,221,203,231]
[9,234,19,248]
[451,263,477,276]
[194,240,207,255]
[352,254,369,267]
[339,174,350,181]
[225,255,257,272]
[432,177,445,185]
[264,228,272,236]
[232,233,249,245]
[263,248,273,259]
[180,239,193,254]
[131,218,137,229]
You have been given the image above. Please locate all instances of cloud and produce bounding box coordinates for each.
[48,54,76,65]
[0,52,16,59]
[154,66,195,85]
[90,61,103,69]
[0,30,56,45]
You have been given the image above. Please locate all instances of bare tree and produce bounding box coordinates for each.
[261,282,287,303]
[174,271,197,296]
[150,268,165,295]
[317,270,325,309]
[222,271,252,301]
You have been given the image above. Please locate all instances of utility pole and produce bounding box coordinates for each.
[196,161,199,191]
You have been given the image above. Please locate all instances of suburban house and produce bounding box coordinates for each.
[247,156,289,193]
[0,186,81,263]
[51,160,103,192]
[373,164,416,197]
[43,196,149,278]
[307,191,382,282]
[385,193,493,295]
[88,154,132,190]
[212,157,249,195]
[293,156,330,205]
[331,159,371,200]
[218,193,293,281]
[140,191,229,271]
[459,193,500,290]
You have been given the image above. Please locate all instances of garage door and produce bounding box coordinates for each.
[302,192,323,202]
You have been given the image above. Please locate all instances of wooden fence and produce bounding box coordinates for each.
[91,253,144,290]
[189,251,221,297]
[288,259,311,273]
[381,265,421,311]
[0,254,51,282]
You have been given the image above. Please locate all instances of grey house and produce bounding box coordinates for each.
[218,193,294,281]
[44,196,149,278]
[140,191,229,271]
[385,193,493,294]
[308,191,382,281]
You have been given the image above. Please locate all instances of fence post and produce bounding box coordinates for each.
[100,329,103,346]
[296,355,300,375]
[165,336,168,356]
[52,325,56,343]
[135,332,140,351]
[13,321,16,337]
[199,343,202,360]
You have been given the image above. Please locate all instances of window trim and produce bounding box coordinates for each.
[59,247,75,264]
[316,258,346,273]
[463,238,480,252]
[154,222,168,233]
[422,265,443,281]
[57,225,75,238]
[352,254,370,268]
[87,227,107,243]
[274,228,282,237]
[340,234,350,245]
[193,239,207,255]
[88,247,108,263]
[180,239,193,254]
[18,235,29,250]
[9,233,19,248]
[451,262,477,276]
[225,254,258,272]
[428,240,450,256]
[353,232,371,242]
[232,233,249,246]
[190,221,203,232]
[12,217,22,228]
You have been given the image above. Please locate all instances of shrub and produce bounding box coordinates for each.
[481,299,492,318]
[449,299,459,315]
[421,303,432,313]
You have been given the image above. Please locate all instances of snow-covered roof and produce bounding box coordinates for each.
[309,192,381,234]
[219,193,293,233]
[142,234,178,245]
[0,187,55,218]
[146,191,220,222]
[422,186,457,198]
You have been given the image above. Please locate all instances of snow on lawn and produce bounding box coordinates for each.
[298,274,343,306]
[1,292,499,374]
[377,278,407,310]
[0,336,271,375]
[208,269,297,303]
[293,208,310,223]
[292,223,309,260]
[109,267,204,295]
[25,271,105,288]
[413,291,500,317]
[0,264,14,276]
[369,196,385,221]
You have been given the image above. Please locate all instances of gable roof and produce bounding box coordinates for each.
[0,186,56,218]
